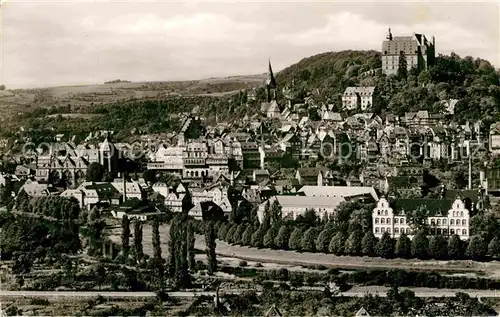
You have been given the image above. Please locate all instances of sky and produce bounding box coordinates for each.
[1,0,499,89]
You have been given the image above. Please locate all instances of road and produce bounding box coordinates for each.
[1,287,500,299]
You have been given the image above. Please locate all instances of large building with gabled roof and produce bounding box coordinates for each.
[382,28,435,75]
[372,196,470,240]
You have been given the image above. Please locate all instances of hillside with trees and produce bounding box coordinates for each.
[276,50,500,125]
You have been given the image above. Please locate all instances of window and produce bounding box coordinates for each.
[450,219,455,225]
[387,218,391,224]
[401,218,405,225]
[375,227,379,233]
[395,218,399,224]
[451,229,455,234]
[406,228,410,234]
[377,211,381,216]
[395,228,399,233]
[437,219,441,225]
[381,218,385,224]
[381,228,385,232]
[443,219,447,225]
[387,228,391,233]
[375,218,379,224]
[462,229,467,235]
[460,211,464,217]
[462,219,467,226]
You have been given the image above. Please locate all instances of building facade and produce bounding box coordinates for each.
[382,29,435,75]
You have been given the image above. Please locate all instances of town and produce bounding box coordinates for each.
[1,14,500,317]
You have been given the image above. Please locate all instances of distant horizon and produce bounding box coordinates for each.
[2,1,499,89]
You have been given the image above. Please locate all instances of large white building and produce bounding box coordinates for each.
[381,29,435,75]
[372,197,470,240]
[342,87,375,111]
[258,195,346,223]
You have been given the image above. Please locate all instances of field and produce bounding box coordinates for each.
[0,74,266,122]
[108,223,500,279]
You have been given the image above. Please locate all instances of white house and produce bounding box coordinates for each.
[342,87,375,111]
[257,195,345,223]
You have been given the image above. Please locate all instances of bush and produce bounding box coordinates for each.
[255,262,263,268]
[239,260,248,267]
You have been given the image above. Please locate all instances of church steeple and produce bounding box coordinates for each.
[266,59,277,88]
[265,59,277,102]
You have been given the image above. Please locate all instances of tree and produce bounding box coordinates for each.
[448,234,463,259]
[133,219,143,262]
[315,228,334,253]
[233,223,246,245]
[262,201,271,231]
[428,235,448,259]
[225,223,238,244]
[411,231,429,259]
[241,225,253,246]
[361,231,377,256]
[250,227,265,248]
[186,221,196,271]
[0,85,5,90]
[270,200,282,226]
[466,234,487,260]
[217,223,228,240]
[205,221,217,275]
[87,207,104,256]
[376,232,394,259]
[86,162,104,182]
[397,50,408,80]
[301,227,318,252]
[263,226,279,249]
[152,219,162,260]
[488,236,500,258]
[328,232,346,255]
[345,230,363,255]
[121,215,131,256]
[274,225,291,250]
[395,233,412,258]
[288,228,303,251]
[15,189,30,213]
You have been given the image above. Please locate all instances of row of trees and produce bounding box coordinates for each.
[118,213,218,290]
[217,219,500,261]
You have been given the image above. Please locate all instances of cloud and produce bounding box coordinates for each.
[1,1,498,88]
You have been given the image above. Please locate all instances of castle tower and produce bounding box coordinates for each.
[386,27,393,41]
[266,59,277,102]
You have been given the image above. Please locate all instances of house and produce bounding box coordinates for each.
[20,181,59,197]
[489,122,500,154]
[381,29,435,75]
[258,195,345,223]
[342,87,375,111]
[295,168,334,186]
[253,169,270,183]
[355,307,371,317]
[264,305,282,317]
[62,182,122,210]
[14,165,32,179]
[372,197,470,240]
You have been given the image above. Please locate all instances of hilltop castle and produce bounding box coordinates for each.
[382,28,436,75]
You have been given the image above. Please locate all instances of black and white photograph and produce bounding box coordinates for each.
[0,0,500,316]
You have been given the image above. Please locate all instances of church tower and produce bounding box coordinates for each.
[266,59,277,102]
